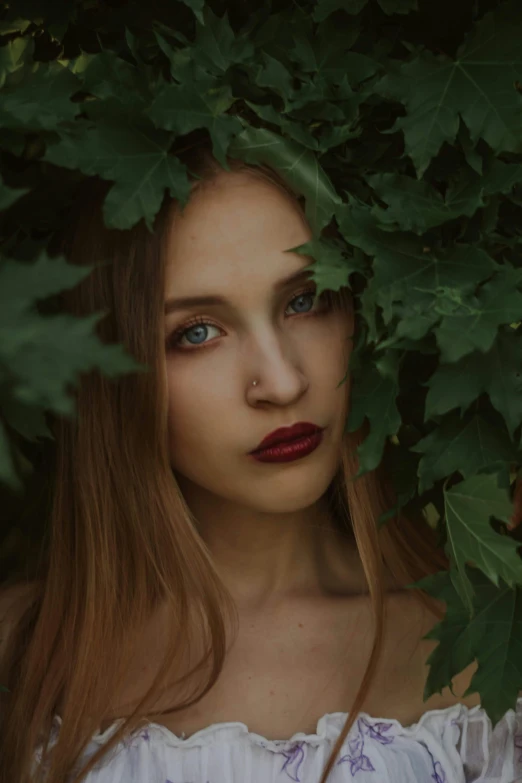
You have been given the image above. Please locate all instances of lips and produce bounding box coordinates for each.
[251,422,323,453]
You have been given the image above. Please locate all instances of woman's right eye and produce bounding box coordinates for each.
[167,317,222,351]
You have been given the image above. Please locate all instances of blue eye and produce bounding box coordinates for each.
[168,286,326,351]
[291,290,316,314]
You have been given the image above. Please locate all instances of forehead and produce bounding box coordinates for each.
[165,172,311,282]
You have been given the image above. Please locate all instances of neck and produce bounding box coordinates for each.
[175,473,369,611]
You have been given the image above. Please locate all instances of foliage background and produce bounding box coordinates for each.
[1,0,522,725]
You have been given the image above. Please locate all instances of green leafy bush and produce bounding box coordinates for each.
[1,0,522,724]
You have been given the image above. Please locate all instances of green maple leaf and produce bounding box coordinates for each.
[1,251,91,310]
[3,310,141,415]
[346,351,401,474]
[43,118,192,230]
[443,473,522,612]
[414,567,522,727]
[76,50,153,112]
[376,0,522,176]
[192,6,255,73]
[335,202,497,331]
[368,167,484,234]
[284,236,365,296]
[288,15,379,89]
[425,330,522,438]
[434,265,522,362]
[0,37,32,88]
[481,158,522,197]
[0,16,32,36]
[155,6,254,76]
[227,124,343,236]
[412,410,518,494]
[0,60,80,131]
[0,252,144,487]
[253,53,295,107]
[178,0,205,26]
[240,104,353,157]
[148,76,244,171]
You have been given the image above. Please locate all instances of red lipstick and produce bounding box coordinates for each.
[249,422,324,464]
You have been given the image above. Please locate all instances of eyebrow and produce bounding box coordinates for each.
[164,267,314,316]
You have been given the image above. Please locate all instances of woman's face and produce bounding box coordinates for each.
[163,170,353,519]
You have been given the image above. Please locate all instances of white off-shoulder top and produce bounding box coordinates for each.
[33,698,522,782]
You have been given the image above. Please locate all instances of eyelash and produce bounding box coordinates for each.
[167,286,329,352]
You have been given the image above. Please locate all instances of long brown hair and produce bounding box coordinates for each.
[0,136,449,783]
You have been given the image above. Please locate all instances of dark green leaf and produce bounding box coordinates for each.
[376,1,522,176]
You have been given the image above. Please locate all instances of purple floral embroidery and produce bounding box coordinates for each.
[271,716,396,779]
[274,740,306,781]
[363,719,395,746]
[335,717,394,775]
[431,761,447,783]
[418,739,447,783]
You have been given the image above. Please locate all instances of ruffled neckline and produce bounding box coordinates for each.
[49,695,522,752]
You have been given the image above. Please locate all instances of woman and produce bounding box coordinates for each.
[1,139,521,783]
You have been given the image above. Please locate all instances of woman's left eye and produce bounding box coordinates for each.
[288,288,317,314]
[167,286,325,351]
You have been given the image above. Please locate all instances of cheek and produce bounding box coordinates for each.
[165,367,223,456]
